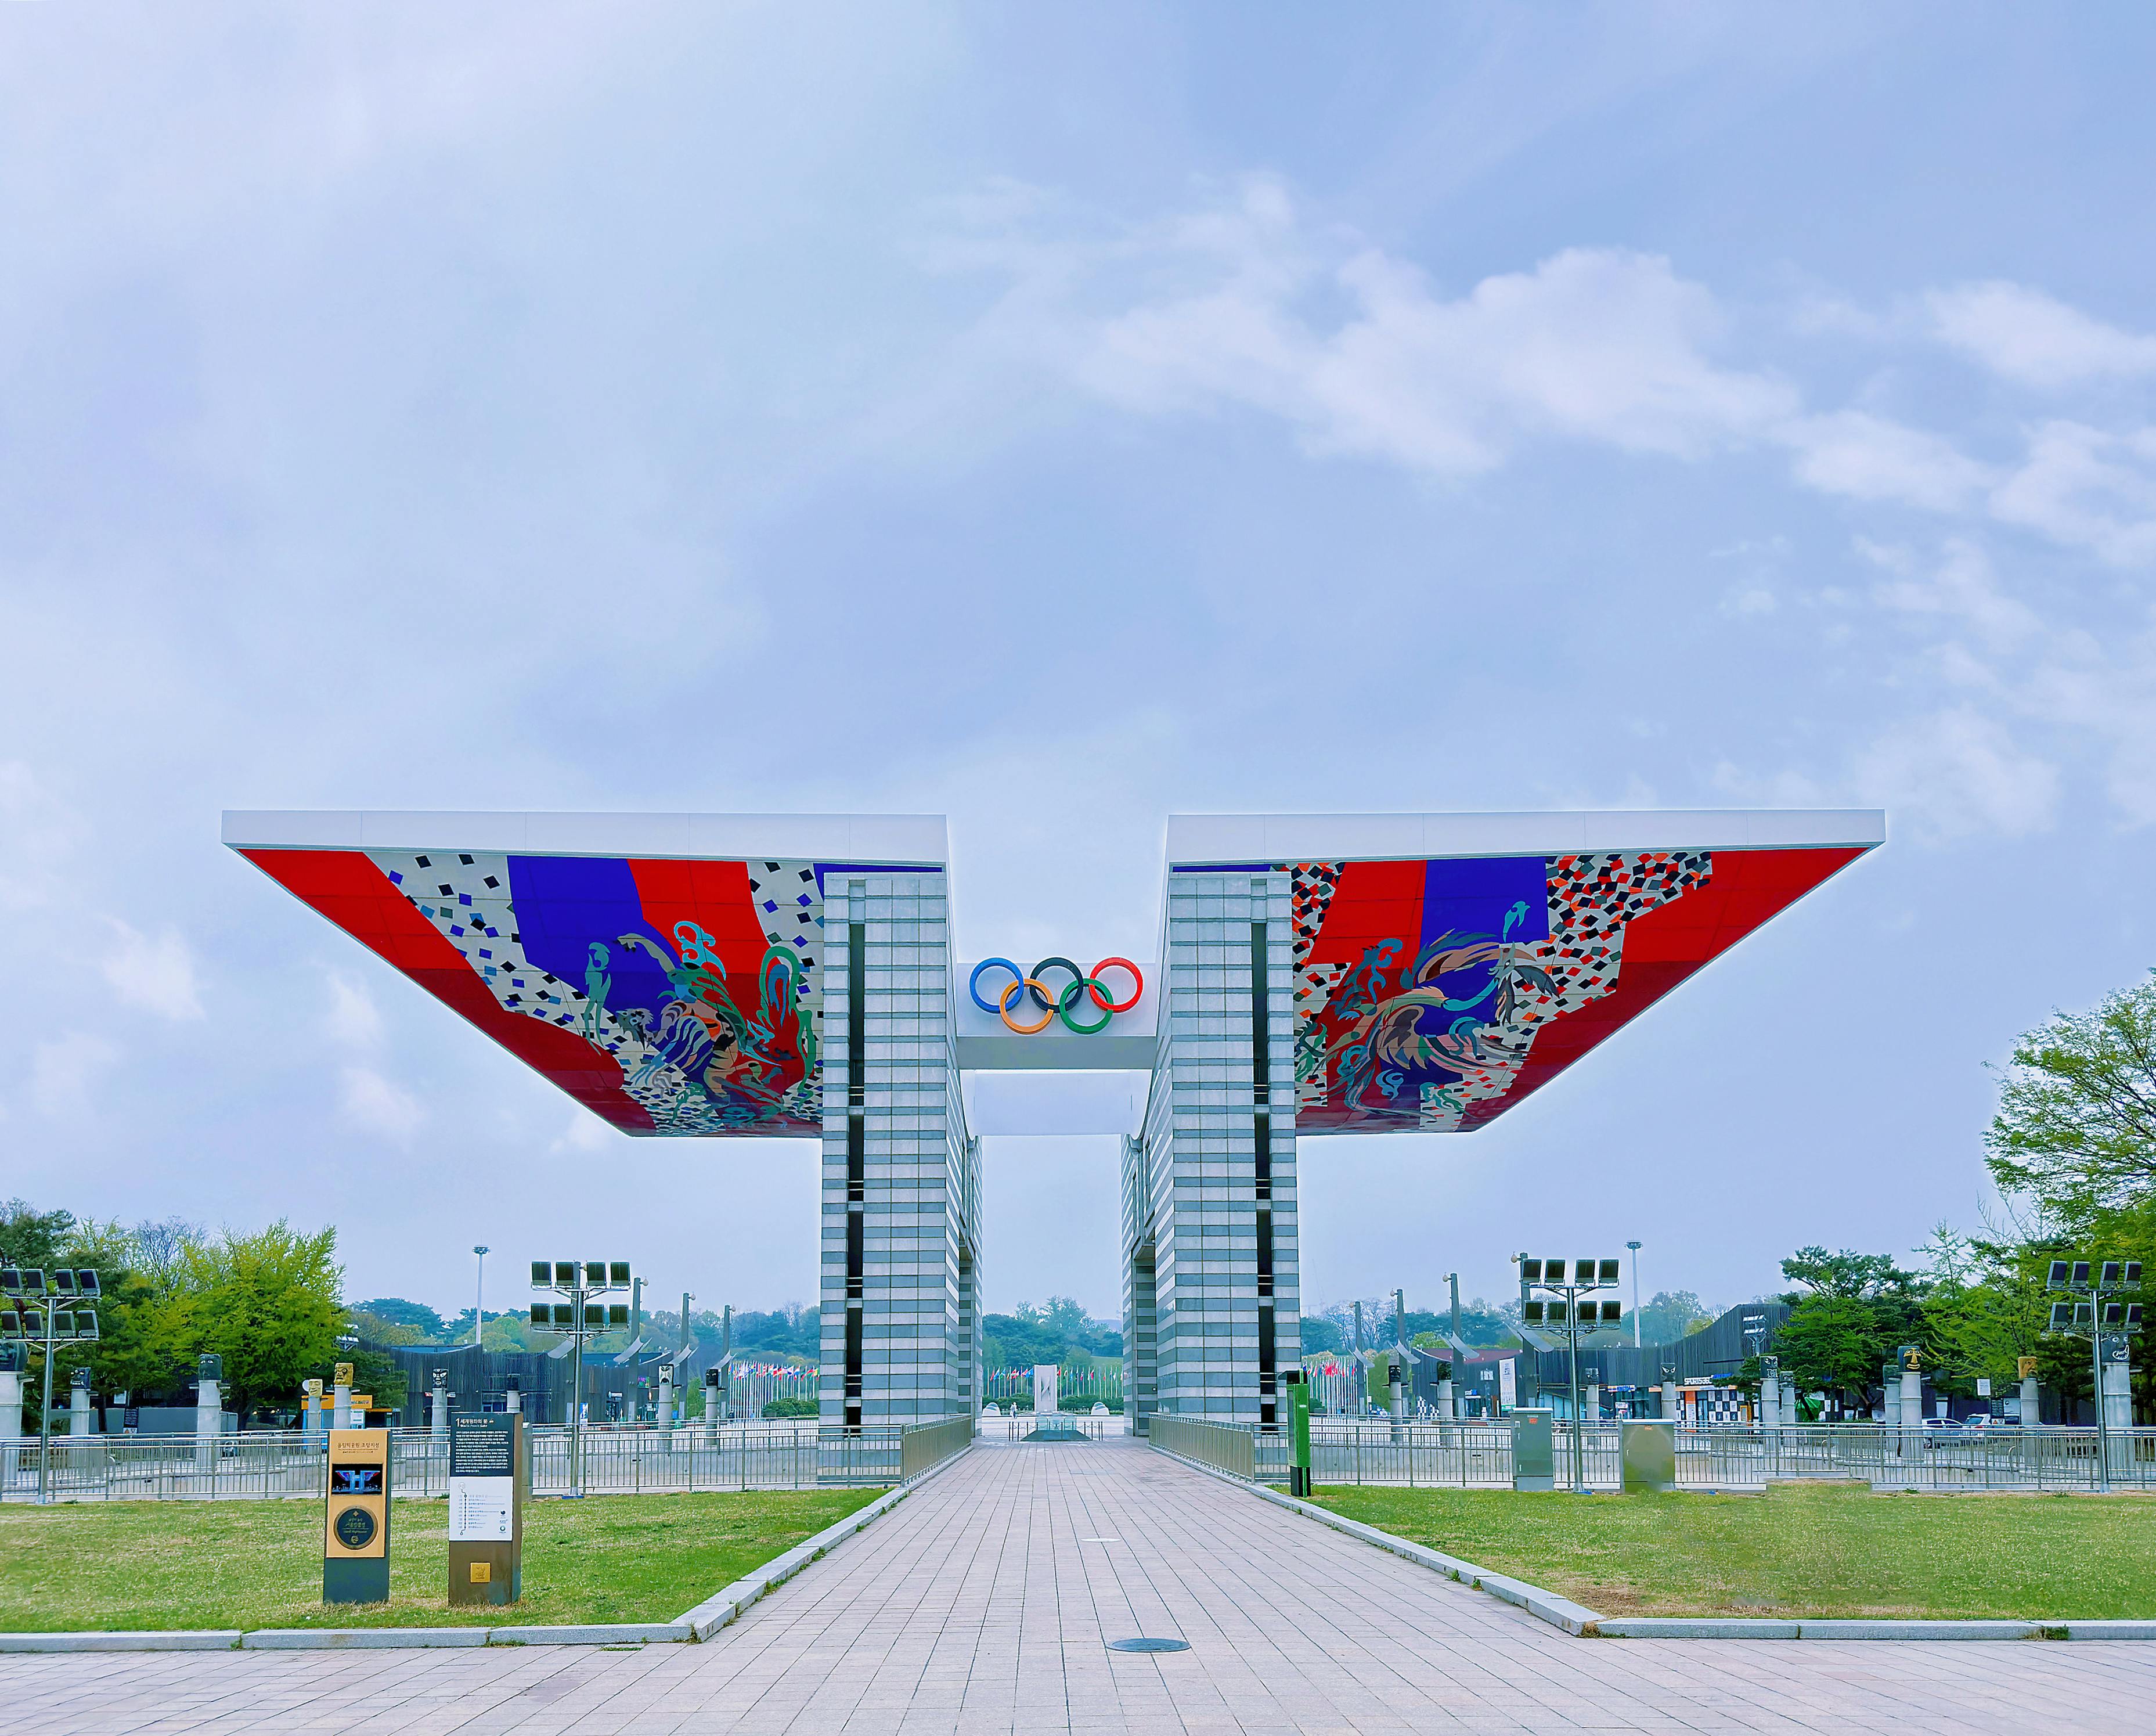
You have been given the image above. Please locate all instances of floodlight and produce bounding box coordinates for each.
[2128,1304,2146,1331]
[1546,1300,1569,1326]
[21,1270,42,1295]
[20,1309,42,1337]
[546,1302,571,1327]
[2103,1302,2125,1327]
[75,1271,99,1298]
[51,1312,74,1339]
[1600,1301,1623,1325]
[607,1303,630,1327]
[0,1311,19,1337]
[1598,1259,1621,1285]
[2128,1262,2144,1286]
[1521,1259,1544,1284]
[609,1261,631,1285]
[1575,1260,1597,1288]
[74,1310,98,1342]
[2072,1260,2092,1288]
[1542,1259,1567,1284]
[0,1269,18,1295]
[583,1303,604,1327]
[529,1303,551,1327]
[585,1261,607,1286]
[50,1270,76,1297]
[1523,1300,1545,1324]
[2076,1302,2096,1328]
[554,1261,577,1285]
[531,1261,551,1287]
[2101,1261,2123,1287]
[2049,1300,2074,1330]
[2046,1259,2071,1289]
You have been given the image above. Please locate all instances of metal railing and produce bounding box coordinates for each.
[975,1413,1123,1441]
[1145,1418,2156,1493]
[1,1417,977,1503]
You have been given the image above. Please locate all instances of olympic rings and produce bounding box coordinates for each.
[968,957,1146,1035]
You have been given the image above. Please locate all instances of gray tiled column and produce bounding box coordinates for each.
[1129,870,1299,1428]
[820,873,978,1427]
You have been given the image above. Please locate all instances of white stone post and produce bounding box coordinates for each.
[428,1375,450,1439]
[1583,1382,1600,1423]
[69,1368,93,1438]
[1661,1378,1679,1423]
[0,1368,20,1488]
[1436,1377,1454,1424]
[657,1363,675,1439]
[333,1378,352,1432]
[2019,1373,2040,1428]
[1899,1367,1924,1461]
[504,1379,522,1415]
[704,1370,722,1446]
[196,1377,222,1474]
[2102,1353,2133,1476]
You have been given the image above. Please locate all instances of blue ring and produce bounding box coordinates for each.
[969,957,1024,1015]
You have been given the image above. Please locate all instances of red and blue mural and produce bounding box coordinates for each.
[1285,847,1866,1132]
[239,847,921,1136]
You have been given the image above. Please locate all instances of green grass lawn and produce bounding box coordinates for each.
[0,1488,879,1631]
[1310,1482,2156,1620]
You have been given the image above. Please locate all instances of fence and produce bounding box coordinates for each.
[975,1412,1122,1442]
[0,1416,976,1503]
[980,1367,1124,1408]
[1148,1418,2156,1493]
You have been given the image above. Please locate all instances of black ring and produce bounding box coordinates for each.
[1027,957,1086,1012]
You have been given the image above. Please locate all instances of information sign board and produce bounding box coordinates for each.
[447,1413,522,1605]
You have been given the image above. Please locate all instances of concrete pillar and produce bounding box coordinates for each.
[301,1380,323,1444]
[333,1379,352,1432]
[1436,1378,1454,1423]
[1881,1363,1899,1429]
[703,1370,723,1445]
[0,1370,21,1471]
[2018,1373,2039,1428]
[657,1363,675,1436]
[196,1378,222,1472]
[1584,1383,1600,1423]
[2103,1353,2133,1475]
[69,1368,93,1438]
[1661,1378,1679,1424]
[1899,1367,1924,1459]
[504,1378,522,1415]
[428,1377,450,1439]
[1759,1373,1779,1430]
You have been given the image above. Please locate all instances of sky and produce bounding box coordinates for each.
[5,5,2156,1331]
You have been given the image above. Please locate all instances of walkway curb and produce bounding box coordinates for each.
[1151,1443,2155,1643]
[0,1443,977,1655]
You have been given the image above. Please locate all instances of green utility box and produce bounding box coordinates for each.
[1511,1407,1554,1492]
[1620,1419,1677,1492]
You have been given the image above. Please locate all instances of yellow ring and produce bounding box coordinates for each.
[1000,978,1056,1035]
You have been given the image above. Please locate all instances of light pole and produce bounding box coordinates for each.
[529,1260,633,1496]
[1520,1258,1625,1493]
[2044,1256,2144,1493]
[1626,1241,1642,1349]
[473,1247,489,1348]
[0,1264,101,1505]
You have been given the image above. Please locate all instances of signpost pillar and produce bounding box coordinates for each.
[323,1428,391,1604]
[449,1411,523,1606]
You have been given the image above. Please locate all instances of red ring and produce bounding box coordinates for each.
[1087,957,1144,1013]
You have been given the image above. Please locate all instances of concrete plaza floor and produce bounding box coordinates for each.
[7,1434,2153,1734]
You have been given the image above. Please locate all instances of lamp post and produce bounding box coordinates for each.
[0,1264,102,1506]
[1626,1241,1642,1349]
[2043,1256,2144,1493]
[473,1247,489,1348]
[529,1260,633,1496]
[1520,1258,1625,1493]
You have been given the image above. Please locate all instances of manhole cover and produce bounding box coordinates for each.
[1109,1637,1189,1653]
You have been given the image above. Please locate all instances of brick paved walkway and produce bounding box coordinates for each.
[8,1435,2153,1733]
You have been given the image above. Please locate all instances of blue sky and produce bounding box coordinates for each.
[5,6,2155,1327]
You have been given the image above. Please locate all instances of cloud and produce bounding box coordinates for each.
[0,762,82,912]
[1065,183,1797,476]
[1778,410,1995,512]
[339,1065,424,1143]
[31,1032,122,1117]
[550,1109,615,1154]
[325,972,384,1050]
[1926,282,2156,390]
[1988,422,2156,567]
[98,918,204,1021]
[1865,537,2043,655]
[1852,707,2059,842]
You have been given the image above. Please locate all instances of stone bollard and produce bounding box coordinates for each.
[1584,1383,1600,1424]
[333,1378,352,1433]
[1436,1377,1454,1428]
[657,1363,675,1439]
[1661,1378,1679,1424]
[429,1373,451,1440]
[1899,1366,1924,1464]
[196,1375,222,1476]
[70,1368,94,1438]
[704,1369,723,1446]
[504,1377,522,1415]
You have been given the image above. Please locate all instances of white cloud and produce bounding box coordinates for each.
[550,1109,615,1154]
[1852,707,2059,842]
[1865,538,2043,654]
[1066,184,1797,476]
[1778,410,1995,512]
[1988,422,2156,567]
[98,918,204,1021]
[31,1032,121,1118]
[1926,281,2156,390]
[325,972,384,1050]
[0,762,82,912]
[340,1065,424,1143]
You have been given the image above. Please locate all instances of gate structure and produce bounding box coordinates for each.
[225,805,1881,1438]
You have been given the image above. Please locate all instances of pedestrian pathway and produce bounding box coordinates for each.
[6,1434,2152,1733]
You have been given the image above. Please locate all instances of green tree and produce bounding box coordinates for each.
[1780,1247,1919,1299]
[1985,972,2156,1227]
[1774,1294,1888,1415]
[1633,1290,1713,1346]
[185,1222,346,1423]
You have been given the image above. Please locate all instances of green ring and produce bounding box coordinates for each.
[1058,978,1113,1035]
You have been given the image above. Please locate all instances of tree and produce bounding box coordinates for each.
[1780,1247,1919,1299]
[1986,972,2156,1227]
[186,1222,346,1423]
[1774,1294,1886,1415]
[353,1297,449,1341]
[1633,1290,1713,1346]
